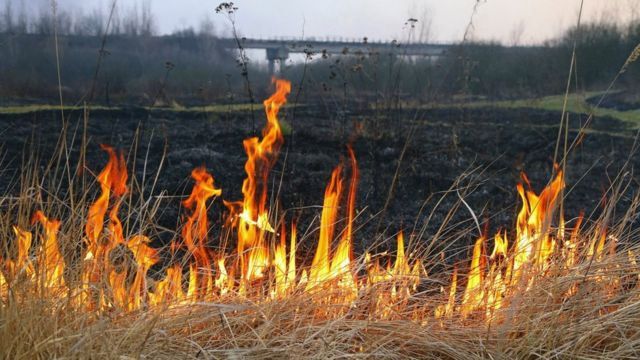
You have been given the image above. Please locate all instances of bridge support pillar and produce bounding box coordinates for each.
[266,46,289,75]
[268,59,277,74]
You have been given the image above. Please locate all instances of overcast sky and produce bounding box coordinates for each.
[24,0,638,44]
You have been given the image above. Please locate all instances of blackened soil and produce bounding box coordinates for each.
[1,105,638,261]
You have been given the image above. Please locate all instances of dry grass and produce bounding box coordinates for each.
[2,257,640,359]
[1,121,640,360]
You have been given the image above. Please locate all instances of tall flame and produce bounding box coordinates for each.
[511,170,564,285]
[461,236,485,317]
[85,145,128,260]
[32,211,65,288]
[308,163,343,288]
[182,167,221,261]
[331,147,358,285]
[4,78,631,330]
[91,146,127,309]
[227,78,291,282]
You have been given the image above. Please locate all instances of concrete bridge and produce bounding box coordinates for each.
[217,37,454,73]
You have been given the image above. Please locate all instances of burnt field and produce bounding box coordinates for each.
[0,105,637,258]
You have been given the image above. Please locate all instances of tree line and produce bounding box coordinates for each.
[0,2,638,107]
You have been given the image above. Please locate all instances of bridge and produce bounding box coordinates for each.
[217,37,454,73]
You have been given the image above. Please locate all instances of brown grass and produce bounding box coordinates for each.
[1,123,640,359]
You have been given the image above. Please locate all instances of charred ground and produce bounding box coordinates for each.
[0,105,638,263]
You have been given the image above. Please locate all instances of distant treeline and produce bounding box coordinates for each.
[0,3,639,106]
[282,21,640,103]
[0,0,164,37]
[0,33,243,105]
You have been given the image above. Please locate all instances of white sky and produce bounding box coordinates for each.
[24,0,639,44]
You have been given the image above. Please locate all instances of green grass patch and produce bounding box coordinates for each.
[0,102,303,115]
[0,104,118,114]
[447,92,640,125]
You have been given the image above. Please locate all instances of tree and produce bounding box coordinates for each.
[140,0,155,36]
[199,15,216,37]
[3,0,13,33]
[16,0,27,34]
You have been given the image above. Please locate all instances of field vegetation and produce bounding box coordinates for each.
[1,1,640,359]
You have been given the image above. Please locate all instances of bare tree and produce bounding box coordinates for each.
[140,0,155,36]
[509,20,526,46]
[57,10,72,35]
[16,0,27,33]
[407,2,432,43]
[33,7,52,35]
[199,15,216,37]
[74,8,105,36]
[110,3,122,35]
[626,0,639,34]
[417,5,432,43]
[122,4,140,36]
[3,0,13,33]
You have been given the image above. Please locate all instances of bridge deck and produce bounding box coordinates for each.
[217,38,453,57]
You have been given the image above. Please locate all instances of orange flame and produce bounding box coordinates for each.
[85,145,128,258]
[182,167,222,260]
[32,211,65,288]
[511,170,564,285]
[5,226,34,281]
[461,236,485,317]
[308,163,343,288]
[182,166,221,299]
[307,148,360,293]
[5,78,628,327]
[227,78,291,283]
[331,147,358,285]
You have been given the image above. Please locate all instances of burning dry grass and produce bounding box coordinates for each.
[2,79,640,358]
[3,252,640,359]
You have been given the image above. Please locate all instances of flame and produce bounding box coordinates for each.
[5,226,34,281]
[308,163,344,289]
[82,145,130,308]
[273,222,290,297]
[511,170,564,285]
[393,231,410,276]
[486,231,507,320]
[227,78,291,283]
[445,267,458,318]
[564,212,583,268]
[436,169,567,320]
[0,269,5,293]
[85,145,127,253]
[435,266,457,319]
[306,147,360,296]
[127,235,159,309]
[150,264,183,305]
[32,211,65,288]
[461,236,485,317]
[331,147,358,288]
[215,258,231,296]
[183,167,221,256]
[491,231,508,260]
[3,78,634,329]
[181,166,221,299]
